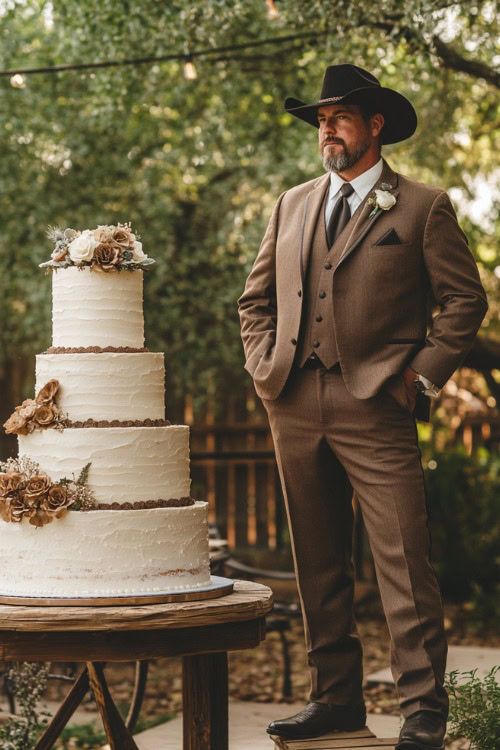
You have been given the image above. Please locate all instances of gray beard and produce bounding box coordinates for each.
[322,137,371,173]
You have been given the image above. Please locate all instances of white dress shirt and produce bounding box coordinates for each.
[324,157,440,398]
[325,156,383,227]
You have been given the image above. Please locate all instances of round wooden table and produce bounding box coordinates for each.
[0,579,273,750]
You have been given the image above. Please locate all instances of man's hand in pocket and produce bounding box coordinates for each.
[402,366,419,413]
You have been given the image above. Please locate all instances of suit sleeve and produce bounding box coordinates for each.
[408,190,488,388]
[237,191,286,378]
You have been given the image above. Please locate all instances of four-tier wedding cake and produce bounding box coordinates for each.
[0,224,214,601]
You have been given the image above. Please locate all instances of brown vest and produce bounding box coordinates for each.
[295,182,347,368]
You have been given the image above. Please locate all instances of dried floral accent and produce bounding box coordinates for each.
[0,471,23,494]
[40,223,155,272]
[0,456,97,527]
[93,243,121,271]
[33,403,59,427]
[66,482,96,512]
[23,474,52,501]
[112,226,135,249]
[18,400,38,420]
[3,380,66,436]
[3,410,30,435]
[0,494,28,523]
[35,379,59,404]
[43,485,72,518]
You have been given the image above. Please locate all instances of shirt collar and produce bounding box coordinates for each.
[329,156,383,202]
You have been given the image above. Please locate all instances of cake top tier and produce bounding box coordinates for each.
[52,266,145,348]
[40,223,154,272]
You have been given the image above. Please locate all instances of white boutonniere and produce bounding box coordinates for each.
[366,182,397,219]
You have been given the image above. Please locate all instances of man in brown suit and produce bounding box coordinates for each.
[237,64,488,750]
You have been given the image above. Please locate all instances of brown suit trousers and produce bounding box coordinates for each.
[261,363,448,718]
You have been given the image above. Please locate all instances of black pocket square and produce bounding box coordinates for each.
[374,228,401,245]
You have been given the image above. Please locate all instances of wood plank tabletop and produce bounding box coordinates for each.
[0,580,273,632]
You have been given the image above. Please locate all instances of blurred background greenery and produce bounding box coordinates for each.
[0,0,498,623]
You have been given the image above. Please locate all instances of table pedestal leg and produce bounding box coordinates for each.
[182,652,228,750]
[34,667,90,750]
[87,662,140,750]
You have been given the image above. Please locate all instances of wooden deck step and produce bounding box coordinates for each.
[270,726,399,749]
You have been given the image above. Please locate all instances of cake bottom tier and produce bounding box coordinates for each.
[0,502,211,598]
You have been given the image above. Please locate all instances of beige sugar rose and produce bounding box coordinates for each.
[36,379,60,405]
[112,227,135,249]
[3,411,29,435]
[17,399,38,419]
[94,225,114,243]
[33,403,59,428]
[43,485,72,518]
[1,494,28,523]
[23,474,52,501]
[93,243,122,271]
[0,471,24,496]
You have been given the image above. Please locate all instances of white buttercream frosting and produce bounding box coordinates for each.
[2,255,214,601]
[52,267,144,348]
[0,503,211,597]
[18,426,190,504]
[36,353,165,422]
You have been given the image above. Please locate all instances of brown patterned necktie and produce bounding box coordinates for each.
[327,182,354,249]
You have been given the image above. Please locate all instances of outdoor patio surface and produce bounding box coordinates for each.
[129,701,402,750]
[366,644,500,684]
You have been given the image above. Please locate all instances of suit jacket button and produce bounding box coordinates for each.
[297,290,302,297]
[312,340,320,348]
[324,262,332,270]
[316,315,323,322]
[291,338,297,345]
[319,291,326,298]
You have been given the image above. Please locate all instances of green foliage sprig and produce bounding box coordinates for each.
[0,662,50,749]
[76,462,91,487]
[445,667,500,750]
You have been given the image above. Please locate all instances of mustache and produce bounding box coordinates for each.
[322,139,344,146]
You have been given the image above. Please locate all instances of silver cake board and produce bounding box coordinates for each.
[0,575,234,607]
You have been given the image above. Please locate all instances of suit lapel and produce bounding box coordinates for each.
[334,158,400,270]
[299,173,330,286]
[299,158,400,282]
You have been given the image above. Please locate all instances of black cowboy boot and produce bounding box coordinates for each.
[396,710,447,749]
[266,701,366,739]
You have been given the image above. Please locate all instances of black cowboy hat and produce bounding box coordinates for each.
[284,63,417,145]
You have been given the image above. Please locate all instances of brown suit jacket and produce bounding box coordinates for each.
[238,157,488,407]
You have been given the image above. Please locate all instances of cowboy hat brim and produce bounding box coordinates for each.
[284,85,417,144]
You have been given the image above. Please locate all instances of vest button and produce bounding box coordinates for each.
[291,338,297,346]
[312,340,320,348]
[319,291,326,298]
[297,290,302,297]
[315,315,323,322]
[324,262,332,270]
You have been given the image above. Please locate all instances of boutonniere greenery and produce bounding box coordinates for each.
[366,183,397,219]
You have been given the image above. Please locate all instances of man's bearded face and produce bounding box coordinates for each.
[318,104,373,173]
